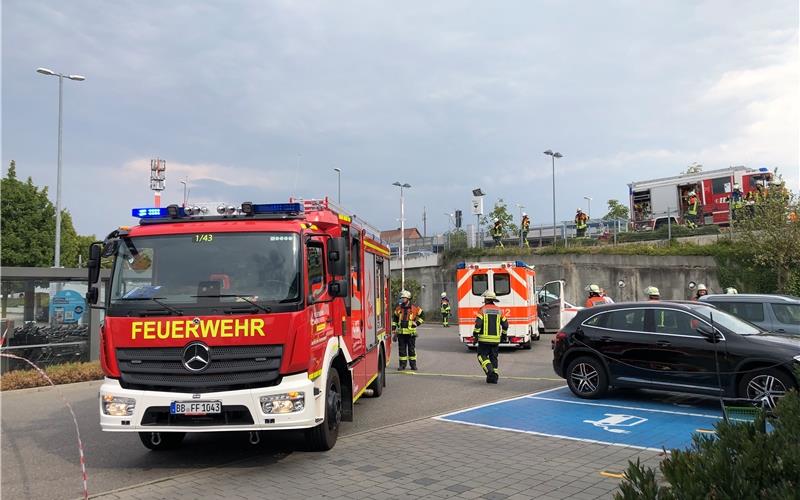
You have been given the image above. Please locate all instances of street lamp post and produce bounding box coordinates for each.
[180,177,189,207]
[37,67,85,268]
[392,181,411,292]
[543,150,563,246]
[516,203,525,247]
[333,168,341,204]
[584,196,592,219]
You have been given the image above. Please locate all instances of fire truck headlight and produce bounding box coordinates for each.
[101,394,136,416]
[260,392,305,414]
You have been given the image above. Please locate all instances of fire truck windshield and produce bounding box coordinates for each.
[109,232,301,310]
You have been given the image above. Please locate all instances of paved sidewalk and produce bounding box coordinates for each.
[95,417,662,500]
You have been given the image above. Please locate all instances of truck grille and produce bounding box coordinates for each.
[116,345,283,393]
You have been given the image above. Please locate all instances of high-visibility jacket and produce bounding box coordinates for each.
[521,217,530,231]
[392,304,424,335]
[575,213,588,229]
[491,224,503,237]
[472,304,508,343]
[440,300,451,315]
[687,196,698,215]
[584,295,606,308]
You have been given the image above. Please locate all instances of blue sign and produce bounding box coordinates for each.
[50,290,87,325]
[437,387,724,451]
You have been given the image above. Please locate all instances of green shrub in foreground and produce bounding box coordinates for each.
[615,391,800,499]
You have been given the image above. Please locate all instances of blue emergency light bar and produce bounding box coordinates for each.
[251,203,304,214]
[132,207,173,218]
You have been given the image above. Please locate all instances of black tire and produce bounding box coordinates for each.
[368,350,385,397]
[467,345,477,351]
[138,432,186,451]
[305,368,342,451]
[738,369,796,409]
[522,339,532,350]
[566,356,608,399]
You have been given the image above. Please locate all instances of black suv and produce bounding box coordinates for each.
[552,302,800,408]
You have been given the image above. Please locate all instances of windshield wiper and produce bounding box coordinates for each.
[190,294,271,313]
[120,297,183,315]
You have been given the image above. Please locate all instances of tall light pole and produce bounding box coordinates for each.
[37,67,85,268]
[333,167,341,204]
[392,181,411,292]
[543,150,563,245]
[584,196,592,219]
[180,177,189,207]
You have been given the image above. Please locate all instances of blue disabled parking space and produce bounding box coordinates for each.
[436,387,725,451]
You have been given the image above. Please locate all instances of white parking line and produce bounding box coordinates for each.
[435,417,665,453]
[433,385,566,420]
[527,396,722,419]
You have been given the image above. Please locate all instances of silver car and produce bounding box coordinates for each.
[699,294,800,335]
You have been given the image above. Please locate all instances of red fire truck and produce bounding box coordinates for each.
[629,166,773,230]
[86,199,391,451]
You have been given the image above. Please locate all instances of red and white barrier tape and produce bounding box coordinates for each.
[1,346,89,499]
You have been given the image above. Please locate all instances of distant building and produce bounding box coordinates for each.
[380,228,422,244]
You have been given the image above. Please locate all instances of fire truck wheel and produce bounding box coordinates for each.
[138,432,185,451]
[368,350,385,397]
[305,368,341,451]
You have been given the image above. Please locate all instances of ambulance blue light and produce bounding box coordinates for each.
[252,203,304,214]
[759,167,769,172]
[456,262,466,269]
[132,207,171,218]
[515,261,528,268]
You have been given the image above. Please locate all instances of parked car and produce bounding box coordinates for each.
[699,294,800,335]
[552,301,800,408]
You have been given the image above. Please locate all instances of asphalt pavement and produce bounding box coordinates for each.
[1,325,564,500]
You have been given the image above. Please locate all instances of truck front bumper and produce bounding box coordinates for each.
[99,373,321,433]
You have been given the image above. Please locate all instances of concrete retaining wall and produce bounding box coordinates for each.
[391,254,720,316]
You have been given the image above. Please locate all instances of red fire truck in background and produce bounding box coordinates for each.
[628,166,774,230]
[86,199,391,451]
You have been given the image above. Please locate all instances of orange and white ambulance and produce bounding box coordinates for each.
[455,261,545,349]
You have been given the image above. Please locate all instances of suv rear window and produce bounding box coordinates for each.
[771,303,800,325]
[606,309,645,331]
[713,301,765,322]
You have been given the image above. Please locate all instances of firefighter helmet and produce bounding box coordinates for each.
[400,290,412,299]
[725,287,738,294]
[587,284,601,294]
[482,291,499,302]
[441,292,447,298]
[645,286,660,297]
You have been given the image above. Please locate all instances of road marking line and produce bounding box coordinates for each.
[391,371,562,381]
[434,385,568,420]
[600,471,625,479]
[528,396,722,419]
[434,417,665,453]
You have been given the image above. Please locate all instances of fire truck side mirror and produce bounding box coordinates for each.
[88,243,102,285]
[328,237,348,276]
[328,279,348,298]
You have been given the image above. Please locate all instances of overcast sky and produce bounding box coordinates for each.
[3,1,798,238]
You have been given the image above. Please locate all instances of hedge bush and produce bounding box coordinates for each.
[0,361,104,391]
[615,391,800,499]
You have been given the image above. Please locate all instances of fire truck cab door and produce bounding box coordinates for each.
[538,280,565,331]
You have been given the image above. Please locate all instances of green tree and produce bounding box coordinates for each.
[603,199,630,221]
[732,188,800,293]
[480,199,518,237]
[446,228,468,250]
[1,160,96,268]
[390,278,421,307]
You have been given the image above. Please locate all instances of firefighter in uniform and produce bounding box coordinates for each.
[646,286,664,327]
[440,292,451,328]
[575,209,589,237]
[584,284,606,307]
[392,290,424,370]
[473,291,508,384]
[730,183,744,220]
[491,218,504,247]
[685,191,699,229]
[520,213,531,247]
[694,284,708,300]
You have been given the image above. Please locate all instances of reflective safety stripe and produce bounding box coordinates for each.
[409,355,417,360]
[399,356,409,361]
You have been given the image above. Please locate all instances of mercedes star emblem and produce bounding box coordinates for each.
[182,342,211,372]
